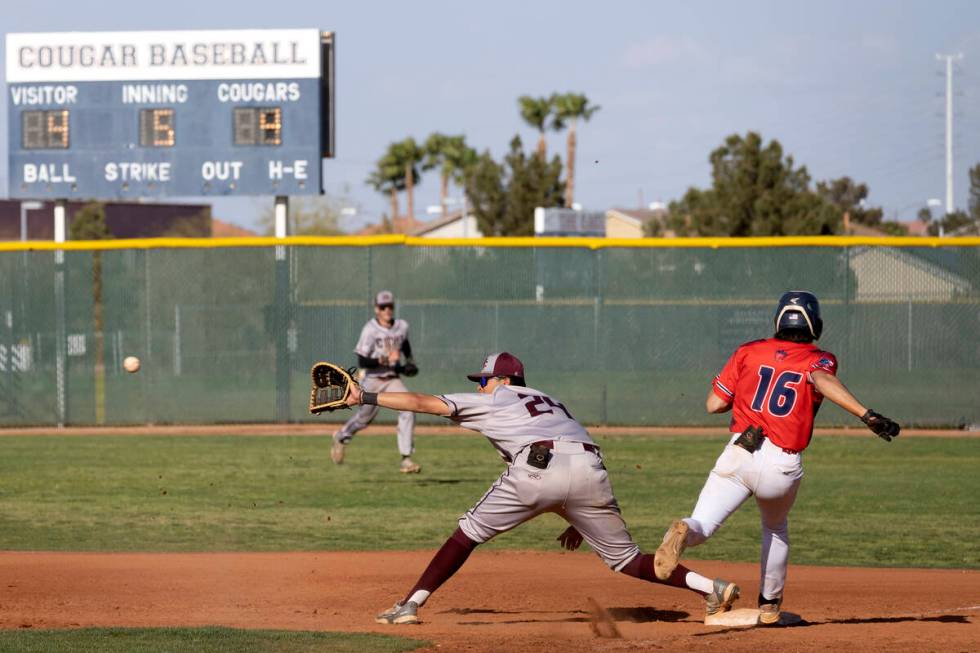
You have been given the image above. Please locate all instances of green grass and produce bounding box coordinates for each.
[0,627,426,652]
[0,432,977,568]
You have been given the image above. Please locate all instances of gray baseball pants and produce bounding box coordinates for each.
[458,440,641,570]
[336,375,415,456]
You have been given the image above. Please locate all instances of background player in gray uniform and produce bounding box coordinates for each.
[331,290,421,474]
[343,352,740,625]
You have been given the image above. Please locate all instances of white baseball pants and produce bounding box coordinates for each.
[683,434,804,600]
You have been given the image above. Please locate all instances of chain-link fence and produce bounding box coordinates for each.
[1,240,977,427]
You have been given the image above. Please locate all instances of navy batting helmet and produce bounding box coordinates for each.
[774,290,823,340]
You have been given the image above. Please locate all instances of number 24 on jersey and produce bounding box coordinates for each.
[519,394,574,419]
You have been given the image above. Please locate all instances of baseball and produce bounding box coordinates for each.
[123,356,141,373]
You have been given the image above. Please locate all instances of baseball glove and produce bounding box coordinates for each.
[309,362,359,414]
[861,409,900,442]
[395,359,419,377]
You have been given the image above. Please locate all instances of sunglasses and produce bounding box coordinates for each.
[479,376,490,388]
[376,304,394,310]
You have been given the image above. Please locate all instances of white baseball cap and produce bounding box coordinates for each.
[375,290,395,306]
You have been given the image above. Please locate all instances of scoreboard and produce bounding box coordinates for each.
[6,29,334,198]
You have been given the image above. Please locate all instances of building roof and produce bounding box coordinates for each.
[211,218,258,238]
[412,210,466,236]
[355,215,426,236]
[902,219,930,237]
[844,221,892,237]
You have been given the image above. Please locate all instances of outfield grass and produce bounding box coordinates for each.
[0,432,977,568]
[0,627,426,652]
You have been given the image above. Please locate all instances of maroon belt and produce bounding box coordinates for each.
[532,440,600,454]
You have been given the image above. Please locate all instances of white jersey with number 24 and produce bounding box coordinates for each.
[439,385,594,462]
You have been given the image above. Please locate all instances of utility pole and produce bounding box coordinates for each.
[937,53,964,217]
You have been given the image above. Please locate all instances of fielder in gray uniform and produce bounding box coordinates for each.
[331,290,421,474]
[343,352,740,625]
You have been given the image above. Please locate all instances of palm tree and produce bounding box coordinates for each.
[390,137,425,221]
[424,133,478,219]
[448,139,478,220]
[518,95,555,160]
[367,138,426,228]
[552,93,600,208]
[367,151,403,220]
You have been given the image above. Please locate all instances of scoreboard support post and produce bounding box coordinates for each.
[53,200,66,244]
[274,195,291,422]
[54,199,68,427]
[274,196,289,240]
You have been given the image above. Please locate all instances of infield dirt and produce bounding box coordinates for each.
[1,551,976,652]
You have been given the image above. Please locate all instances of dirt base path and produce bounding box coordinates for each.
[1,552,977,652]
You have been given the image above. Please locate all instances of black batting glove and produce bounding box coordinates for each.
[861,409,900,442]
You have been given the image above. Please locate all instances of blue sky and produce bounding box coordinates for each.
[3,0,979,233]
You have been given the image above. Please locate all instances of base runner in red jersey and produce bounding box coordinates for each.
[653,291,900,625]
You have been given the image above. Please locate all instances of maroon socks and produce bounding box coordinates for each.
[620,553,707,596]
[403,528,478,605]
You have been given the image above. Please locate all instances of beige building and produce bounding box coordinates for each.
[849,246,972,301]
[413,210,483,238]
[605,208,672,238]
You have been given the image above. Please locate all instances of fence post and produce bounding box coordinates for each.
[907,299,913,372]
[366,244,373,305]
[593,247,606,425]
[142,249,152,424]
[843,246,851,362]
[54,199,68,427]
[274,196,291,423]
[173,304,182,377]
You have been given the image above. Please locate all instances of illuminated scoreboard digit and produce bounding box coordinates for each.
[233,107,283,146]
[139,108,175,147]
[22,109,70,149]
[5,29,335,198]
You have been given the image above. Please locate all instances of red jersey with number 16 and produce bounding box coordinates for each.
[712,338,838,452]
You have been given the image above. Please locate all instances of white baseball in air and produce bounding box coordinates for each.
[123,356,141,373]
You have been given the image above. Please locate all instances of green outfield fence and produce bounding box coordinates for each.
[0,236,977,428]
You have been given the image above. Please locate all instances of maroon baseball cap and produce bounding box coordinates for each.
[467,352,526,385]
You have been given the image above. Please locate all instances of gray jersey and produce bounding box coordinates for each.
[354,318,410,378]
[439,385,594,462]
